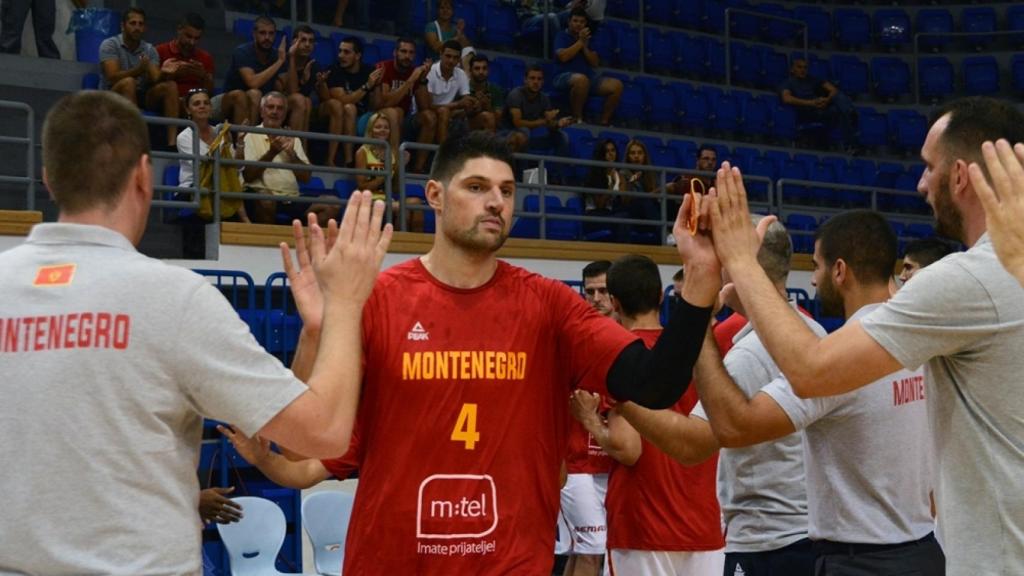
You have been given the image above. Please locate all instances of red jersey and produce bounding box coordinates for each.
[565,417,613,475]
[377,59,416,114]
[343,259,637,574]
[155,40,215,97]
[714,312,747,354]
[605,329,724,551]
[320,426,362,480]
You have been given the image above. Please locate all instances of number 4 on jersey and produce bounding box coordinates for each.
[451,403,480,450]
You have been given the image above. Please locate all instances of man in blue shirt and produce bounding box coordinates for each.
[780,59,858,153]
[553,8,622,125]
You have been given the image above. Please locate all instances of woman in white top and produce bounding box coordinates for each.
[177,88,249,222]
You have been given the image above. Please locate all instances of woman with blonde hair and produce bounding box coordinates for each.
[354,112,423,231]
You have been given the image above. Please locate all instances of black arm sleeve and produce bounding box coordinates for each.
[606,298,713,409]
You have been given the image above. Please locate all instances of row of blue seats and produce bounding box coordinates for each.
[785,212,935,254]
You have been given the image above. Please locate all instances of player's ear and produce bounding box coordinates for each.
[425,179,444,211]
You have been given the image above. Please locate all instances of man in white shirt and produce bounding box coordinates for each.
[422,39,477,146]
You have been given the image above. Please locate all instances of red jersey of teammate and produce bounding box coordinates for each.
[321,426,362,480]
[565,408,613,474]
[377,59,416,114]
[342,259,638,574]
[605,329,725,552]
[155,41,215,97]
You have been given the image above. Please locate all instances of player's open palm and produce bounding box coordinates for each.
[279,217,339,332]
[708,163,763,269]
[970,139,1024,288]
[312,190,392,305]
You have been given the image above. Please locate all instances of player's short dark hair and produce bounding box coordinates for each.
[43,91,149,215]
[932,97,1024,180]
[904,238,955,267]
[179,13,205,30]
[469,53,489,67]
[253,16,276,31]
[607,255,662,317]
[295,24,315,38]
[123,7,145,23]
[815,210,896,286]
[526,63,544,76]
[441,39,463,54]
[430,131,514,185]
[697,145,716,158]
[396,36,417,51]
[340,36,363,54]
[582,260,611,282]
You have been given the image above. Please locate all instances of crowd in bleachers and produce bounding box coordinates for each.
[43,0,1024,248]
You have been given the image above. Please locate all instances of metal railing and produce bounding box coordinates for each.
[725,8,808,88]
[0,101,35,210]
[777,178,929,215]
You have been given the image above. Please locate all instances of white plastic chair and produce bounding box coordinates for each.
[216,496,292,576]
[301,491,355,576]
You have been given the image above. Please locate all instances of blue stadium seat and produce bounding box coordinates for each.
[963,56,999,95]
[731,44,761,87]
[793,6,831,46]
[871,57,911,101]
[702,0,727,34]
[163,165,181,187]
[857,106,888,150]
[730,146,759,171]
[746,155,775,202]
[312,37,334,68]
[644,0,674,26]
[888,110,928,152]
[511,195,541,239]
[780,159,810,206]
[680,88,711,131]
[770,99,797,141]
[371,38,396,63]
[874,9,910,50]
[667,139,697,170]
[232,17,254,40]
[706,38,726,81]
[607,0,639,20]
[675,0,702,29]
[805,54,831,85]
[737,92,769,138]
[1013,55,1024,94]
[615,23,641,69]
[677,33,707,79]
[915,9,953,52]
[644,28,676,74]
[1009,6,1024,47]
[759,49,787,91]
[961,7,996,51]
[648,84,676,128]
[919,57,954,102]
[811,162,840,206]
[763,150,791,178]
[711,92,740,134]
[785,213,818,253]
[834,8,871,50]
[830,55,869,98]
[493,57,524,90]
[80,73,99,90]
[333,178,355,200]
[761,3,798,45]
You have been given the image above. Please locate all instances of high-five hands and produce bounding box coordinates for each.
[969,139,1024,288]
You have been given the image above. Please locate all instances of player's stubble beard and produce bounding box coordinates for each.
[817,271,843,318]
[443,214,510,254]
[930,171,964,244]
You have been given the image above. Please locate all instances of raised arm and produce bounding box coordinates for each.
[616,402,718,466]
[570,390,641,466]
[219,424,331,488]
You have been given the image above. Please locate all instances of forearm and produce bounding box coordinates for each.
[249,450,329,489]
[243,148,277,181]
[583,47,599,67]
[246,61,284,89]
[290,327,320,382]
[617,402,718,465]
[693,328,760,447]
[286,60,300,94]
[556,43,582,62]
[577,412,638,465]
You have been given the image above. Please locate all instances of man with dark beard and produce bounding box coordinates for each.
[277,130,722,573]
[694,96,1024,576]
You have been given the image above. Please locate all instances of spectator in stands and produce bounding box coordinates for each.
[899,238,954,285]
[563,0,606,34]
[424,40,477,146]
[325,36,383,168]
[373,37,434,173]
[506,0,560,50]
[466,54,503,133]
[620,139,662,243]
[156,13,214,101]
[277,25,320,142]
[504,64,573,155]
[99,7,179,149]
[0,0,60,58]
[222,16,288,129]
[666,145,717,217]
[780,59,858,153]
[554,8,621,125]
[242,91,338,225]
[177,88,249,223]
[424,0,473,69]
[582,139,623,237]
[355,112,423,232]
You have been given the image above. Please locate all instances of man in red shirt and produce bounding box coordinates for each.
[281,131,721,574]
[155,13,214,99]
[371,37,434,173]
[572,254,725,575]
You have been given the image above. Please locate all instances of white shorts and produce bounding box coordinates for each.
[608,548,725,576]
[560,473,608,555]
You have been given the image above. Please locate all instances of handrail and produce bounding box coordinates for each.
[725,8,808,88]
[777,178,926,214]
[145,116,201,210]
[0,101,35,210]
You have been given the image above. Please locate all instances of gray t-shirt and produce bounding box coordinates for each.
[0,224,308,576]
[504,86,553,128]
[861,233,1024,576]
[691,309,826,553]
[98,34,160,91]
[762,303,934,545]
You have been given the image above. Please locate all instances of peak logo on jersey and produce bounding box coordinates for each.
[402,351,527,381]
[417,474,499,541]
[408,321,429,341]
[33,264,76,287]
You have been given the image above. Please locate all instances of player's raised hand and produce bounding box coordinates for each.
[280,216,337,332]
[569,389,603,427]
[218,424,272,467]
[671,185,721,307]
[970,139,1024,288]
[708,163,762,270]
[311,190,392,305]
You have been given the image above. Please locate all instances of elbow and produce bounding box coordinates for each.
[300,426,352,460]
[788,365,827,398]
[713,424,752,449]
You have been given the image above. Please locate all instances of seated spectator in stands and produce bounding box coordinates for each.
[242,91,338,225]
[177,88,249,223]
[562,0,606,33]
[423,40,477,146]
[506,0,560,50]
[899,237,955,285]
[222,16,288,129]
[666,145,716,215]
[781,58,858,152]
[620,139,661,244]
[554,9,621,125]
[325,36,383,167]
[424,0,473,69]
[466,54,504,133]
[355,112,423,232]
[0,0,60,58]
[503,64,573,155]
[278,26,322,146]
[99,7,179,148]
[582,138,625,236]
[373,37,434,173]
[156,13,214,101]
